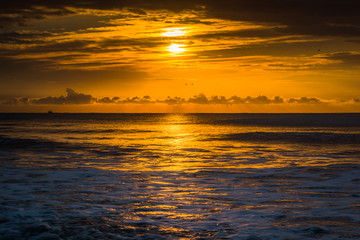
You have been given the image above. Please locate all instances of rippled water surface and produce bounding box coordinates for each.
[1,113,360,239]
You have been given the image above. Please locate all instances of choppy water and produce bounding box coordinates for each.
[0,113,360,239]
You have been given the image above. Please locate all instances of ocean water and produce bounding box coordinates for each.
[0,113,360,240]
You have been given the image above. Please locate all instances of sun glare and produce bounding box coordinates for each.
[167,43,186,54]
[161,28,187,37]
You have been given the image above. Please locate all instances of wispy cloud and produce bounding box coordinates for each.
[2,1,359,37]
[2,2,356,73]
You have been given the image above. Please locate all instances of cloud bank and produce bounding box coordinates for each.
[2,89,358,106]
[30,88,93,105]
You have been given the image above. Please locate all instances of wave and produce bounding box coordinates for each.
[209,131,360,144]
[0,136,144,156]
[41,129,154,134]
[0,135,76,151]
[0,136,86,152]
[174,113,360,127]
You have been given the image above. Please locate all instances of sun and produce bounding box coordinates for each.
[167,43,186,54]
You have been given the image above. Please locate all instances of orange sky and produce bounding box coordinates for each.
[0,1,359,112]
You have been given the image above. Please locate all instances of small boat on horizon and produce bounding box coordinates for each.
[48,110,54,114]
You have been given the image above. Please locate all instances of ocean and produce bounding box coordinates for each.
[1,113,360,239]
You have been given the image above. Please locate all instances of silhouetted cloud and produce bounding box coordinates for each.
[30,88,93,104]
[160,96,186,105]
[228,95,246,104]
[210,95,229,104]
[246,95,271,104]
[2,98,18,105]
[288,97,321,104]
[97,97,119,104]
[187,93,210,104]
[3,89,360,106]
[19,97,29,105]
[119,95,156,104]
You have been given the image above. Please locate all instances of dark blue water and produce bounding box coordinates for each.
[1,113,360,239]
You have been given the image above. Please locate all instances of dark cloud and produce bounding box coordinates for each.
[96,95,158,104]
[193,28,284,39]
[100,94,308,105]
[0,1,195,29]
[288,97,321,104]
[161,96,186,105]
[30,88,94,104]
[203,0,360,38]
[0,4,75,29]
[97,97,119,104]
[4,89,357,106]
[322,52,360,66]
[2,98,18,105]
[98,38,166,50]
[1,0,359,38]
[170,16,214,25]
[187,93,210,104]
[19,97,29,104]
[120,95,156,104]
[209,95,229,104]
[100,94,271,105]
[248,95,284,104]
[0,40,104,60]
[127,8,147,15]
[0,36,166,65]
[0,31,50,44]
[229,95,246,104]
[30,40,98,54]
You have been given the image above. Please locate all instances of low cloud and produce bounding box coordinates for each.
[288,97,321,104]
[160,96,186,105]
[30,88,93,104]
[3,89,359,106]
[2,97,29,105]
[96,97,119,104]
[186,94,285,105]
[187,93,210,104]
[118,95,156,104]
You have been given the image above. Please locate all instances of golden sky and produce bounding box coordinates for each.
[0,1,359,112]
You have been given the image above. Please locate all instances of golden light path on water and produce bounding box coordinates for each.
[38,113,358,173]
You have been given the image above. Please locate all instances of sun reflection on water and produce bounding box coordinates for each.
[162,114,191,144]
